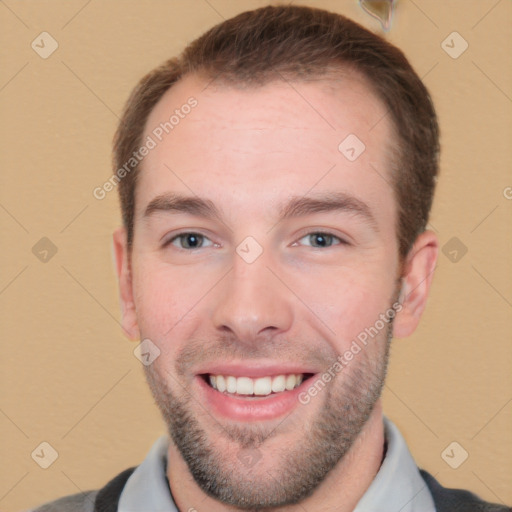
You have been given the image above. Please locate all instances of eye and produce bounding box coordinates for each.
[297,232,346,248]
[166,232,214,250]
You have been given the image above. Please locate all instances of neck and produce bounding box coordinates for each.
[167,401,385,512]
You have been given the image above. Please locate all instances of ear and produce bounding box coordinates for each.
[112,227,140,340]
[393,230,439,339]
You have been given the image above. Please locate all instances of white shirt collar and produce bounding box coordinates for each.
[118,417,435,512]
[118,435,173,512]
[353,418,435,512]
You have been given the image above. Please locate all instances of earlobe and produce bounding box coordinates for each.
[112,227,140,340]
[393,230,439,339]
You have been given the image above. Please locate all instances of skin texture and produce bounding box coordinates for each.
[114,73,438,511]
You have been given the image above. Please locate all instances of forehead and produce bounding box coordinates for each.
[144,71,390,143]
[137,72,395,221]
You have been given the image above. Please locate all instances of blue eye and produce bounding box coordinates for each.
[165,231,346,251]
[299,232,345,248]
[168,233,214,250]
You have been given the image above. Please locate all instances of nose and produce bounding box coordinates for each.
[211,252,294,346]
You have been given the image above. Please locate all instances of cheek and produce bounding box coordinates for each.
[133,269,202,380]
[291,263,397,347]
[131,260,204,344]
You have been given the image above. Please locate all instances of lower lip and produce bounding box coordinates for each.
[196,375,315,422]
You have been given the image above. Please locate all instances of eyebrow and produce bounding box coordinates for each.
[144,193,223,222]
[278,192,378,231]
[143,191,378,232]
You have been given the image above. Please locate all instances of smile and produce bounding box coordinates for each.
[197,370,316,421]
[207,373,305,397]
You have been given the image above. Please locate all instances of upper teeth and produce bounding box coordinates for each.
[209,374,304,396]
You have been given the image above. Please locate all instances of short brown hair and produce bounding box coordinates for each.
[113,5,439,261]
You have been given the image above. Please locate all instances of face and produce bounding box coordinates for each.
[114,72,436,508]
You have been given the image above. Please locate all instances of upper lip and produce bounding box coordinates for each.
[196,362,319,379]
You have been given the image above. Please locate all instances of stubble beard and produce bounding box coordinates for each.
[144,321,393,510]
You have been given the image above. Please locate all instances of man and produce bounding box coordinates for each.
[33,5,509,512]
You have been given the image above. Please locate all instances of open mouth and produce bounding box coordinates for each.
[197,369,318,420]
[201,373,315,399]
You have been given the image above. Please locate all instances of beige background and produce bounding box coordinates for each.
[1,1,511,510]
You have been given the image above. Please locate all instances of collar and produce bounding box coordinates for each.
[353,418,435,511]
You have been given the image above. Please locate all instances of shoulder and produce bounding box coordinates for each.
[30,467,137,512]
[30,491,98,512]
[420,469,511,512]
